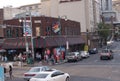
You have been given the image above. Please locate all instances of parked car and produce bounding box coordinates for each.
[100,49,113,60]
[80,51,90,58]
[23,66,55,80]
[88,48,98,54]
[66,52,82,62]
[30,70,70,81]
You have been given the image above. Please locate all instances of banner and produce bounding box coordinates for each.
[0,66,4,81]
[23,20,32,36]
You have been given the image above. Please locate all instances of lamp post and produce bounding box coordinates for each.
[29,11,35,60]
[19,10,34,60]
[58,15,67,62]
[19,14,29,53]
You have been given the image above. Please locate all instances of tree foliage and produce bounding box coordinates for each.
[98,22,111,39]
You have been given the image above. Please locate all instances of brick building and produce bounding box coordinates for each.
[1,16,85,60]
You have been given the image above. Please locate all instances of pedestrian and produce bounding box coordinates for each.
[9,65,13,79]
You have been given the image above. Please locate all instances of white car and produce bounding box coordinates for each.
[23,66,54,80]
[66,52,82,62]
[30,70,70,81]
[80,51,90,58]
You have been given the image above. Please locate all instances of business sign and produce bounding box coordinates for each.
[52,22,60,33]
[0,66,4,81]
[23,20,32,36]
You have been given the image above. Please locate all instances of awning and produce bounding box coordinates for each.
[2,36,85,49]
[34,36,85,48]
[2,37,31,49]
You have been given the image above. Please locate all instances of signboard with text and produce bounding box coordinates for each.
[23,20,32,36]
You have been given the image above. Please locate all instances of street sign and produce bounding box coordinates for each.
[0,66,4,81]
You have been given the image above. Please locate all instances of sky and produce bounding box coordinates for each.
[0,0,41,8]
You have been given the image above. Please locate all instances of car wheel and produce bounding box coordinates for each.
[66,77,69,81]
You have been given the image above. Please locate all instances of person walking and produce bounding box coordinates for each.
[9,65,13,79]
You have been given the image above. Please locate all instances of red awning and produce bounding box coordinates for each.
[2,36,85,49]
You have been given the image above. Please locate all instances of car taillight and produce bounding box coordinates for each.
[24,74,36,76]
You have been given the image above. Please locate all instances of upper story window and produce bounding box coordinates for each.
[35,5,38,9]
[105,0,109,10]
[16,28,19,37]
[6,28,12,38]
[29,6,33,10]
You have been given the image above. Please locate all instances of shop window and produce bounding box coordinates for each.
[6,29,12,38]
[36,27,40,36]
[16,28,19,37]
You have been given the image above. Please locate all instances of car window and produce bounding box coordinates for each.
[44,66,51,71]
[51,71,64,77]
[34,73,48,78]
[102,50,109,53]
[29,68,40,72]
[51,72,58,77]
[41,67,46,71]
[68,53,75,56]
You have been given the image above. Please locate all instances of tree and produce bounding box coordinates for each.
[97,22,111,46]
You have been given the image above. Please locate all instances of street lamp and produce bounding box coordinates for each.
[19,10,34,60]
[19,14,29,53]
[58,15,67,62]
[58,15,67,35]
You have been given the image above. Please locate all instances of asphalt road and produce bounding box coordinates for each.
[6,41,120,81]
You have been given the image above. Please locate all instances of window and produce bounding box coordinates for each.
[16,28,19,37]
[6,28,12,38]
[105,0,109,10]
[29,68,40,72]
[51,71,64,77]
[36,27,40,36]
[35,5,38,9]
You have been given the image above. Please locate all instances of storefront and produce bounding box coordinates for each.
[2,36,85,61]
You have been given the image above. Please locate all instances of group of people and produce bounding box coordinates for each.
[14,53,27,62]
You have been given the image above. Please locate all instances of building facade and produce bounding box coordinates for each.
[101,0,116,23]
[41,0,101,33]
[40,0,101,48]
[3,3,41,20]
[2,16,85,60]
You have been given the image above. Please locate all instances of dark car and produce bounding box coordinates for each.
[100,49,113,60]
[88,48,98,54]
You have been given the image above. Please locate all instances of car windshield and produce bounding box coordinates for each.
[34,73,48,78]
[102,50,109,53]
[81,51,86,53]
[29,67,40,72]
[68,53,75,56]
